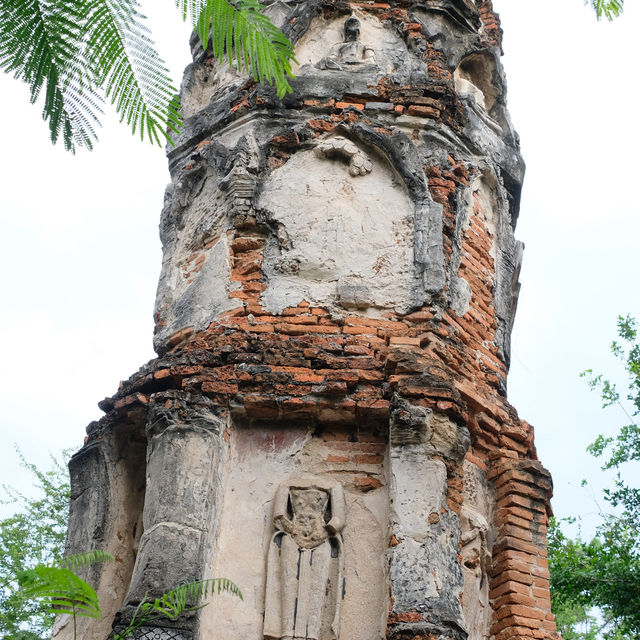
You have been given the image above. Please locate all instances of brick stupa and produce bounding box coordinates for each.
[58,2,558,640]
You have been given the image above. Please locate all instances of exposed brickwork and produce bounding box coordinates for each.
[98,179,557,638]
[98,188,557,636]
[100,259,556,640]
[477,0,504,52]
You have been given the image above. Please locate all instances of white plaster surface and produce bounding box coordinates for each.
[155,172,240,345]
[180,63,222,119]
[472,173,499,262]
[387,437,465,623]
[454,75,487,111]
[389,448,447,541]
[258,144,416,315]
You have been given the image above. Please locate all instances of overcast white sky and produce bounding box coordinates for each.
[0,2,638,537]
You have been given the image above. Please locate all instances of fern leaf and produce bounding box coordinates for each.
[84,0,181,145]
[177,0,296,98]
[0,0,103,152]
[17,566,102,618]
[114,577,242,639]
[58,549,115,570]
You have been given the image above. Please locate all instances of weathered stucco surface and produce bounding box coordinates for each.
[258,142,416,314]
[59,2,558,640]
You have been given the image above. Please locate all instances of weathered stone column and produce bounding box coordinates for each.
[114,395,226,639]
[60,2,560,640]
[387,398,469,640]
[57,415,147,640]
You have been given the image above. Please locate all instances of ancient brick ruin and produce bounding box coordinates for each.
[58,2,558,639]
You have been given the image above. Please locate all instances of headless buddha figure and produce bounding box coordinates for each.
[264,476,346,640]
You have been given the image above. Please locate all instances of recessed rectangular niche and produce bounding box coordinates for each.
[199,423,389,640]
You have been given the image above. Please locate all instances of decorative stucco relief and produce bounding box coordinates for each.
[264,475,345,640]
[258,139,418,315]
[292,11,411,77]
[315,17,376,72]
[460,460,495,639]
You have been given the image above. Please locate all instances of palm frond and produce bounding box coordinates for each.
[58,550,114,570]
[176,0,296,98]
[0,0,103,152]
[590,0,624,20]
[114,578,242,640]
[84,0,181,145]
[17,565,102,618]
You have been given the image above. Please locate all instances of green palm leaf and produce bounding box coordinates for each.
[590,0,624,20]
[114,578,242,640]
[0,0,103,151]
[176,0,296,98]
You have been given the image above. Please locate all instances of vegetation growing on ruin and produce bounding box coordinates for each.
[0,450,241,639]
[113,578,242,640]
[18,551,115,640]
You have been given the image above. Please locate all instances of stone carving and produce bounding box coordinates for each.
[460,505,492,638]
[314,136,373,176]
[460,506,490,586]
[264,475,345,640]
[219,132,261,215]
[315,17,376,71]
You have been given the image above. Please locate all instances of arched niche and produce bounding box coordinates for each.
[256,135,417,315]
[454,51,502,114]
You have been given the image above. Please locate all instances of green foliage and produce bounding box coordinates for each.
[177,0,294,97]
[18,566,100,619]
[0,449,240,639]
[552,594,600,640]
[0,449,70,639]
[115,578,242,639]
[582,315,640,514]
[549,517,640,639]
[550,316,640,639]
[0,0,295,152]
[58,550,115,571]
[589,0,624,20]
[14,549,239,640]
[15,551,113,640]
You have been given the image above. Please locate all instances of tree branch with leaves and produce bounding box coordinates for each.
[589,0,624,21]
[0,449,70,640]
[0,0,295,152]
[550,316,640,640]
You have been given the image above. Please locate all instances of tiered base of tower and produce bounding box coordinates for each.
[57,2,559,640]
